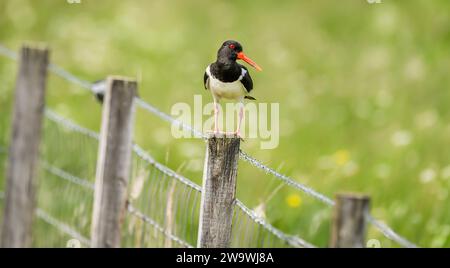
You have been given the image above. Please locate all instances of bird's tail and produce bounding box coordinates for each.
[245,96,256,100]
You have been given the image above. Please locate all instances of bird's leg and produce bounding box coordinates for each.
[214,98,220,134]
[236,100,244,137]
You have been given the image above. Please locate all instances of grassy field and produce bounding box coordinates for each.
[0,0,449,247]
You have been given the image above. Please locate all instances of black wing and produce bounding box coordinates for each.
[239,65,253,93]
[203,70,209,90]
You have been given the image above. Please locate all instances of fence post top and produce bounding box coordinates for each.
[106,75,137,84]
[335,192,370,201]
[21,42,49,52]
[205,133,241,140]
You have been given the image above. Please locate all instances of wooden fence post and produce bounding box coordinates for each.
[330,193,370,248]
[197,134,240,248]
[1,44,49,248]
[91,76,137,248]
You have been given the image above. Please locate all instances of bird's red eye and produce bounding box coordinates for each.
[229,44,235,49]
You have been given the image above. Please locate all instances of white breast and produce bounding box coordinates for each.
[206,66,247,101]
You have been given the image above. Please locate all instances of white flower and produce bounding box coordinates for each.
[391,130,412,147]
[415,110,438,129]
[420,168,436,184]
[403,56,425,81]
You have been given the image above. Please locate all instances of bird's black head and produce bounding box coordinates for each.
[217,40,243,61]
[216,40,262,71]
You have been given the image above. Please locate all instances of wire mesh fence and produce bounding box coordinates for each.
[32,111,98,247]
[0,43,418,248]
[122,146,201,248]
[20,109,306,247]
[232,201,315,248]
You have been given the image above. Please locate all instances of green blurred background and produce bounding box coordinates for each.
[0,0,449,247]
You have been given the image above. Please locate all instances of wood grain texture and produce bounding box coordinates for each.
[330,193,370,248]
[1,45,49,248]
[91,77,137,248]
[197,134,240,248]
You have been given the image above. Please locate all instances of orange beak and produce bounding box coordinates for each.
[237,52,262,71]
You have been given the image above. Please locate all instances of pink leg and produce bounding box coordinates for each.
[214,99,220,134]
[236,102,244,137]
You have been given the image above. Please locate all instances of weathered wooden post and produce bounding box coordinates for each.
[1,44,49,248]
[91,76,137,248]
[330,193,370,248]
[197,134,240,248]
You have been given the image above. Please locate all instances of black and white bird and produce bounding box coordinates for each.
[91,79,107,103]
[204,40,262,136]
[90,79,139,103]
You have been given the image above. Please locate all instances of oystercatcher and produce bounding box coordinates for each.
[92,79,107,103]
[204,40,262,136]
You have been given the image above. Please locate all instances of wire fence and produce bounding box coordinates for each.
[0,43,418,248]
[33,111,97,247]
[27,108,311,247]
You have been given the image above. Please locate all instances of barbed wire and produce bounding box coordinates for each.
[48,63,93,90]
[135,99,206,139]
[0,168,92,247]
[40,159,195,248]
[132,144,202,192]
[44,108,314,248]
[0,45,17,61]
[235,200,315,248]
[35,208,91,246]
[45,109,99,139]
[122,98,418,248]
[41,161,95,191]
[366,214,417,248]
[0,43,418,248]
[238,151,335,206]
[127,203,194,248]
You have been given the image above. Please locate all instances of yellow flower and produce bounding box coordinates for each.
[286,194,302,208]
[334,149,350,166]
